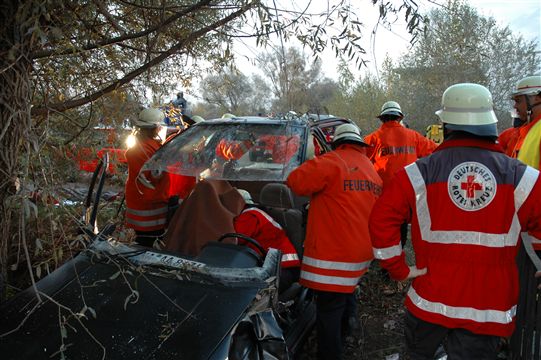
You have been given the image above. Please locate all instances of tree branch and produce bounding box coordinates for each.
[31,0,214,59]
[31,3,255,116]
[93,0,127,34]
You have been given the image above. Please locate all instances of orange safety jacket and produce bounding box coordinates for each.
[364,121,437,188]
[287,144,382,293]
[369,138,541,337]
[125,138,170,232]
[509,114,541,249]
[234,207,300,268]
[498,127,520,157]
[508,114,541,161]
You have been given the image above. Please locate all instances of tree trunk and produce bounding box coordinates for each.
[0,1,33,285]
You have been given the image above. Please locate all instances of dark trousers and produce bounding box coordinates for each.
[400,222,409,247]
[405,310,499,360]
[135,229,165,247]
[510,248,541,359]
[315,290,357,360]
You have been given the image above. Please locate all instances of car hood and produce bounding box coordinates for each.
[0,249,267,360]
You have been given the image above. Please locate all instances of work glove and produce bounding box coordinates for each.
[406,266,427,280]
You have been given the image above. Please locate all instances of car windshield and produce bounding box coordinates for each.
[142,120,306,182]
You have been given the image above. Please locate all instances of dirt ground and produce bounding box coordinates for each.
[298,264,409,360]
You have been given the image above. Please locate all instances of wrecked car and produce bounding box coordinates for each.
[0,114,353,359]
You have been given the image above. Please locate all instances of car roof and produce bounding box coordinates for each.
[202,116,297,125]
[197,115,351,128]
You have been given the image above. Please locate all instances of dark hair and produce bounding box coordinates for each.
[331,139,365,150]
[442,124,497,142]
[379,114,401,122]
[135,127,159,141]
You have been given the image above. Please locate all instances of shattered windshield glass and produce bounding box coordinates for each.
[142,121,306,182]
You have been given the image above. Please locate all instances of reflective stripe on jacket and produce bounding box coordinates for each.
[234,207,300,268]
[125,137,170,232]
[364,121,437,188]
[287,144,382,293]
[369,138,541,337]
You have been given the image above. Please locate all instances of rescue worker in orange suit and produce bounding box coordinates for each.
[510,75,541,169]
[364,101,437,246]
[125,108,173,247]
[234,189,300,292]
[287,124,382,360]
[369,83,541,359]
[508,75,541,356]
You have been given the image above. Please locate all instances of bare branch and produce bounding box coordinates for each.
[93,0,127,34]
[31,0,214,59]
[31,3,255,116]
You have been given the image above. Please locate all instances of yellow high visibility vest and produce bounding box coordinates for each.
[426,124,443,144]
[518,116,541,170]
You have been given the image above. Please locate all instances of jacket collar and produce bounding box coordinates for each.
[435,137,504,154]
[380,121,402,129]
[335,143,368,153]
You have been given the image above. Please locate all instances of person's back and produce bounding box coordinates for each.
[287,125,382,292]
[408,138,537,332]
[365,101,437,188]
[370,83,541,359]
[233,189,300,291]
[287,123,382,360]
[233,190,300,268]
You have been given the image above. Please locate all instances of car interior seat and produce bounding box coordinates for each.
[258,183,305,259]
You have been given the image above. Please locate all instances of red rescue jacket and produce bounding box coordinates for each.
[369,137,541,337]
[364,121,437,188]
[287,144,382,293]
[125,138,170,232]
[234,207,300,268]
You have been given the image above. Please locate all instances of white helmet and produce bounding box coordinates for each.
[332,123,367,148]
[436,83,498,137]
[511,75,541,97]
[222,113,236,119]
[237,189,254,204]
[378,101,404,119]
[136,108,164,128]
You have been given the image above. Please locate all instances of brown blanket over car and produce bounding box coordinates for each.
[165,179,245,256]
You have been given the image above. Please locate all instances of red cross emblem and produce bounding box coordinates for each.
[460,175,482,198]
